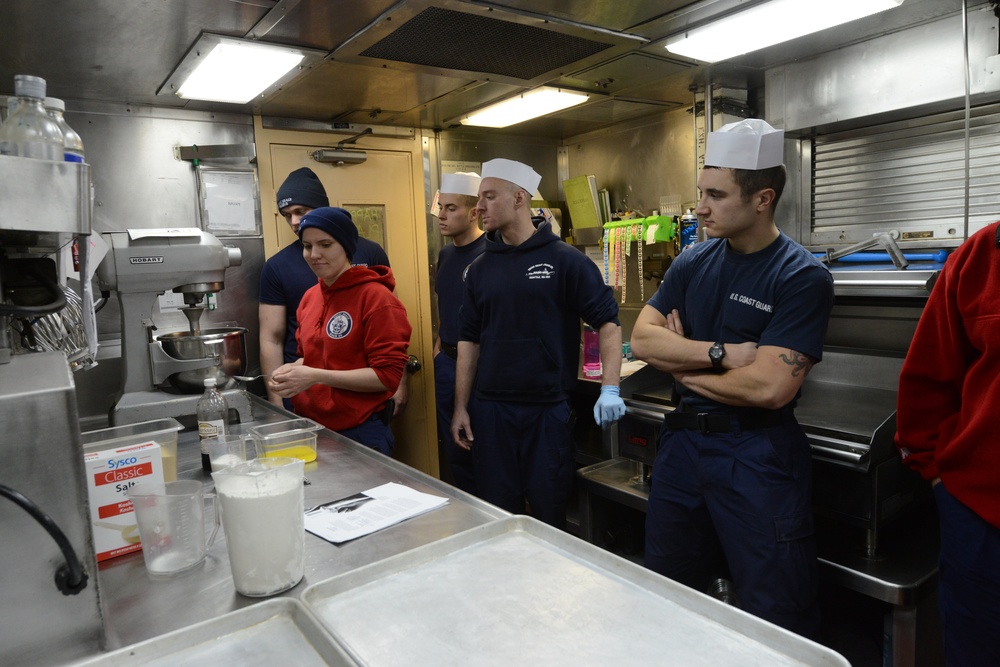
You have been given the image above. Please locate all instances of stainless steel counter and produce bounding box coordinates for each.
[577,457,940,667]
[94,395,508,653]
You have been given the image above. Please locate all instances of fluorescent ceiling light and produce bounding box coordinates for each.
[159,34,325,104]
[666,0,905,63]
[453,87,590,128]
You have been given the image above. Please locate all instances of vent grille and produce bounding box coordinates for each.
[360,7,611,81]
[811,103,1000,241]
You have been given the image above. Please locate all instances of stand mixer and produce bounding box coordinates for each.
[96,228,252,425]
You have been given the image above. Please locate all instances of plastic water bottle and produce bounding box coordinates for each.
[197,377,229,472]
[0,75,63,160]
[44,97,84,162]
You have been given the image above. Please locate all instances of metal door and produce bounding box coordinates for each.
[266,142,436,475]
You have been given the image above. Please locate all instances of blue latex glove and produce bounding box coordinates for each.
[594,385,626,428]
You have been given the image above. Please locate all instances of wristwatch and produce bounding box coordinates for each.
[709,342,726,370]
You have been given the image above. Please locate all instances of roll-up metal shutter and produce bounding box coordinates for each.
[810,103,1000,247]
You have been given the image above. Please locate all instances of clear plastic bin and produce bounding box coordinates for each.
[81,418,183,482]
[249,418,323,463]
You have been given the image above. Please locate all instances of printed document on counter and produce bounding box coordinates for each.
[304,482,448,544]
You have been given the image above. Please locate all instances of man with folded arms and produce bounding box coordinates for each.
[632,119,834,638]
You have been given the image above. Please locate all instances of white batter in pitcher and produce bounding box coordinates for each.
[212,457,304,597]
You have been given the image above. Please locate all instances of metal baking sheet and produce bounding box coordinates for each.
[302,516,849,666]
[69,598,357,666]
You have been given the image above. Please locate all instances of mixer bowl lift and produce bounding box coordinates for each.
[97,229,252,425]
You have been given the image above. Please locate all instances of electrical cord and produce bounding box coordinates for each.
[0,483,89,595]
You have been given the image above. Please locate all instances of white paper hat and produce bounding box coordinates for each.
[481,158,541,194]
[705,119,784,170]
[440,171,481,197]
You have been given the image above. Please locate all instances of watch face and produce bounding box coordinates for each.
[710,343,725,366]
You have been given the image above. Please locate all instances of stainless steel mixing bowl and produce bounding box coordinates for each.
[157,327,248,393]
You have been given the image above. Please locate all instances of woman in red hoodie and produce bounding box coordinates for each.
[269,207,411,455]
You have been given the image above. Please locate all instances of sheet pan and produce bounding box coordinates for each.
[69,598,357,666]
[302,516,849,666]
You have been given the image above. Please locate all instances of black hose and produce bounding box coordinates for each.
[0,483,89,595]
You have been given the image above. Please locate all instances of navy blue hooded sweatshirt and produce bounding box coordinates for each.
[459,218,619,403]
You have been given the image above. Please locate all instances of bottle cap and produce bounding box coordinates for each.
[13,74,46,100]
[203,377,217,387]
[44,97,65,112]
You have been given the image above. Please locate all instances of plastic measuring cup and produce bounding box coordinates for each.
[205,434,248,472]
[126,479,218,576]
[212,457,305,597]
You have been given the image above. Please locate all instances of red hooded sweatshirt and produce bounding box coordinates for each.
[895,221,1000,528]
[292,265,411,432]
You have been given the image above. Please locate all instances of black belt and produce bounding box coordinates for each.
[662,409,786,433]
[440,343,458,360]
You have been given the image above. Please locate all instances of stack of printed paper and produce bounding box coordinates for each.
[304,482,448,544]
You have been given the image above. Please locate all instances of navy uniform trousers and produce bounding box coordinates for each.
[644,417,822,639]
[469,397,574,529]
[434,351,477,494]
[339,414,394,456]
[934,483,1000,667]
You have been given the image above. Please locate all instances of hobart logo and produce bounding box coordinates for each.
[526,263,555,280]
[129,256,163,264]
[326,311,353,339]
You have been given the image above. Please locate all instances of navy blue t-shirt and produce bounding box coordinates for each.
[647,233,833,413]
[435,235,485,347]
[460,220,619,403]
[259,237,390,363]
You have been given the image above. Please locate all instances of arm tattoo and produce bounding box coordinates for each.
[778,350,812,377]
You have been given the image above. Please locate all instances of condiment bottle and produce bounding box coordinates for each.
[197,377,229,472]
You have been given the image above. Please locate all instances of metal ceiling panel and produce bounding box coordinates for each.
[487,0,692,32]
[252,0,399,51]
[0,0,264,106]
[556,53,692,102]
[259,60,476,125]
